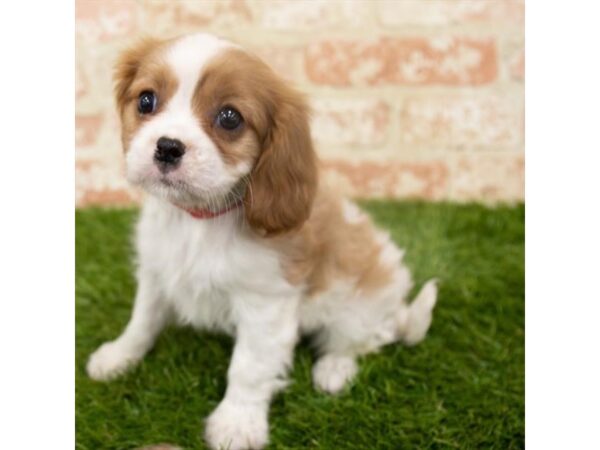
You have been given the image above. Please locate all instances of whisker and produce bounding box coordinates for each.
[239,174,254,233]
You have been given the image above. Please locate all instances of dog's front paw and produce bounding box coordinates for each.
[205,401,268,450]
[86,341,140,381]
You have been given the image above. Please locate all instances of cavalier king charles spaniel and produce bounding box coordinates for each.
[87,33,438,450]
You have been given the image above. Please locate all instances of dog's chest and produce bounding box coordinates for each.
[135,201,287,331]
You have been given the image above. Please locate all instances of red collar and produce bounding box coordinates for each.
[178,200,243,219]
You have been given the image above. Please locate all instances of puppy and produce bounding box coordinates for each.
[87,33,438,450]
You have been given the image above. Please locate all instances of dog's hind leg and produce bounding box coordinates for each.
[309,279,438,395]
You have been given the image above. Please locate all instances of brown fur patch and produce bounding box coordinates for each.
[113,37,178,151]
[271,188,395,297]
[195,48,318,235]
[192,51,264,166]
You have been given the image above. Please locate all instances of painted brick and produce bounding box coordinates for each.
[311,98,390,147]
[256,0,370,30]
[509,47,525,80]
[76,160,97,173]
[321,159,449,200]
[447,153,524,201]
[75,43,121,117]
[142,0,253,33]
[306,36,497,86]
[399,95,522,148]
[320,153,524,202]
[250,46,304,82]
[376,0,524,27]
[76,114,105,148]
[76,155,141,207]
[75,60,87,100]
[79,188,139,207]
[75,0,137,42]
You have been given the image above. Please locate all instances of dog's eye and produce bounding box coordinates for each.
[138,91,157,115]
[216,107,243,130]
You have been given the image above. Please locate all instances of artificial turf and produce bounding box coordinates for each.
[76,201,525,450]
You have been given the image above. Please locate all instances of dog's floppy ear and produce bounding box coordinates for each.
[245,85,318,236]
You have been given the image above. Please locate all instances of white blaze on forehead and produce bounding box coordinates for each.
[165,33,234,106]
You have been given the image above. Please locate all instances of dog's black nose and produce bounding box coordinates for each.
[154,137,185,168]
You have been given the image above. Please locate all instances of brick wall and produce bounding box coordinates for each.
[75,0,524,206]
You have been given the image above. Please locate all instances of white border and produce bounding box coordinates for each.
[0,1,74,448]
[527,1,600,448]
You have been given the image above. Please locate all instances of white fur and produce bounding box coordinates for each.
[342,199,366,224]
[88,33,438,450]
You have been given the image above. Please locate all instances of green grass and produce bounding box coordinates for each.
[76,201,524,450]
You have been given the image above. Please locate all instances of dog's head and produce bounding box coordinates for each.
[115,33,317,235]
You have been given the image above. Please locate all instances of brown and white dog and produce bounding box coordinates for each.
[87,33,438,450]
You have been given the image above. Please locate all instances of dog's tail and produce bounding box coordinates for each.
[397,279,438,346]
